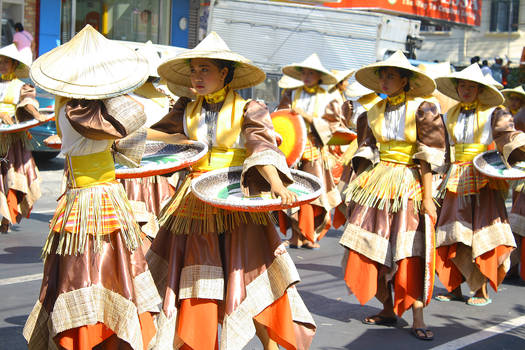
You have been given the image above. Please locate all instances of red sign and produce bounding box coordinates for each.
[324,0,481,26]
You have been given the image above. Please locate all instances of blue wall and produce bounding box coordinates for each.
[38,0,61,56]
[170,0,189,47]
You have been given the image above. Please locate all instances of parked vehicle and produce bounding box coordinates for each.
[30,88,58,159]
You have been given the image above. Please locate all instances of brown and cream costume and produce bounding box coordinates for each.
[23,24,160,350]
[340,92,446,316]
[277,85,342,243]
[435,104,521,292]
[147,86,316,349]
[0,74,41,227]
[506,107,525,280]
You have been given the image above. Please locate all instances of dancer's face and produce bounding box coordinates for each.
[301,68,321,88]
[0,56,16,75]
[378,67,407,97]
[508,94,524,111]
[456,79,479,104]
[189,58,228,96]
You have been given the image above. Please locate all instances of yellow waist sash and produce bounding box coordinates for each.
[67,150,116,187]
[192,147,246,172]
[379,141,416,164]
[454,143,487,162]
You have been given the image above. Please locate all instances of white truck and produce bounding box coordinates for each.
[207,0,422,109]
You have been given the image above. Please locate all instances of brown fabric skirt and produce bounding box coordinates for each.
[147,218,316,349]
[339,200,424,316]
[435,187,515,292]
[339,200,425,316]
[23,231,161,350]
[0,136,41,224]
[120,175,175,238]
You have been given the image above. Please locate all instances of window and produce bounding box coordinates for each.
[490,0,519,32]
[60,0,171,44]
[420,20,451,32]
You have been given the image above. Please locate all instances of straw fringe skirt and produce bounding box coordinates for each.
[339,161,425,317]
[23,181,161,350]
[147,175,316,350]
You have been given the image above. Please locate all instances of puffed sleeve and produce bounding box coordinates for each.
[312,96,347,145]
[413,100,447,172]
[351,111,379,170]
[150,96,190,134]
[492,107,525,167]
[341,100,354,129]
[240,100,293,196]
[64,95,146,140]
[277,89,293,110]
[15,84,40,122]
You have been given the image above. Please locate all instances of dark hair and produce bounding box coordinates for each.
[14,23,23,32]
[482,60,488,66]
[377,66,413,92]
[211,59,236,86]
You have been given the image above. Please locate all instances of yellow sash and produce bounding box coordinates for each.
[186,89,249,171]
[454,143,487,162]
[379,141,416,164]
[291,86,328,119]
[0,78,24,117]
[357,93,382,112]
[446,103,494,144]
[66,149,115,188]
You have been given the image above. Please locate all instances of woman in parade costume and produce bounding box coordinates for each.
[340,51,446,340]
[277,53,341,249]
[502,85,525,117]
[146,32,316,350]
[332,81,382,229]
[23,25,161,349]
[434,64,520,306]
[0,44,45,233]
[120,41,175,240]
[502,86,525,280]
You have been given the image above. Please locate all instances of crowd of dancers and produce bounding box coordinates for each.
[0,24,524,349]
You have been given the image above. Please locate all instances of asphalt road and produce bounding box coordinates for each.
[1,155,524,349]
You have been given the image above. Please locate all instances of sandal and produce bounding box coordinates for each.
[362,315,397,326]
[435,293,464,302]
[466,297,492,306]
[302,241,320,250]
[411,328,434,341]
[283,240,301,249]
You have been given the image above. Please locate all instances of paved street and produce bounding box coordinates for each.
[1,155,525,349]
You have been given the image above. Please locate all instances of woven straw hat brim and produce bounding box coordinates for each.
[331,69,355,85]
[484,74,504,90]
[435,64,504,107]
[502,86,525,101]
[158,52,266,92]
[355,51,435,97]
[0,44,31,78]
[345,81,375,98]
[282,53,337,85]
[278,75,303,89]
[30,25,149,99]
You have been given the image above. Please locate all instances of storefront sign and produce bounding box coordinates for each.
[324,0,481,26]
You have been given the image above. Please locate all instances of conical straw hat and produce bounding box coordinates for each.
[282,53,337,85]
[417,62,452,79]
[502,85,525,101]
[345,81,375,98]
[0,44,32,78]
[331,69,355,85]
[278,74,303,89]
[157,32,265,96]
[30,25,149,99]
[137,41,162,78]
[355,50,435,97]
[484,73,504,90]
[435,63,504,107]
